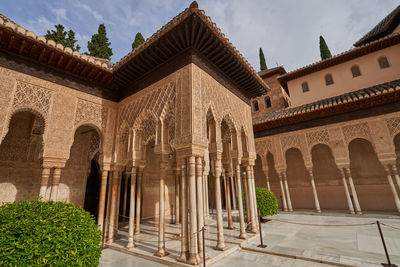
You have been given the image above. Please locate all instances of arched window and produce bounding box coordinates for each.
[325,74,334,85]
[252,100,259,111]
[264,96,271,108]
[301,82,309,93]
[378,56,390,69]
[351,65,361,77]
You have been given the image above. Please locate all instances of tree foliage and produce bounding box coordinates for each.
[45,24,80,51]
[87,24,113,60]
[319,35,332,60]
[0,200,102,266]
[132,32,145,50]
[259,47,268,71]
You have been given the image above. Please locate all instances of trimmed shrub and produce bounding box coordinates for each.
[255,188,278,217]
[0,200,102,266]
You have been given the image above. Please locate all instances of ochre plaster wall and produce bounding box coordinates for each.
[287,44,400,107]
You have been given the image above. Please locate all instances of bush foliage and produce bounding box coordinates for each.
[255,188,278,217]
[243,187,278,217]
[0,200,102,266]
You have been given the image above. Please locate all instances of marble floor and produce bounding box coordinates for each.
[245,213,400,267]
[101,211,400,266]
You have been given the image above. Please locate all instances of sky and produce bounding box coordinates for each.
[1,0,399,72]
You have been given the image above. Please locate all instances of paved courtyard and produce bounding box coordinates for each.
[244,213,400,267]
[101,212,400,266]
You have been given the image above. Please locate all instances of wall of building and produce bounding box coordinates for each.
[287,44,400,107]
[254,108,400,212]
[252,73,291,116]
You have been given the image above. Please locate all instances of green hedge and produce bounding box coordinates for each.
[256,188,278,217]
[0,200,102,266]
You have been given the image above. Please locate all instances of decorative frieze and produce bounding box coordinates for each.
[306,130,329,146]
[386,117,400,137]
[74,98,108,129]
[12,81,51,116]
[342,122,371,143]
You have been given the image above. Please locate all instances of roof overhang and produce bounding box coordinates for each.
[114,2,268,101]
[0,18,115,89]
[253,79,400,134]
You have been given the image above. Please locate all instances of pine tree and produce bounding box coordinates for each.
[259,48,268,71]
[87,24,113,60]
[45,24,80,51]
[132,32,145,50]
[319,35,332,60]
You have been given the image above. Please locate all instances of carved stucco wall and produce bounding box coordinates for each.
[192,64,255,155]
[254,112,400,211]
[0,66,117,165]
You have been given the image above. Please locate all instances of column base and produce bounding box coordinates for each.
[177,252,188,263]
[316,209,321,213]
[187,254,201,265]
[289,208,293,212]
[239,233,247,239]
[215,244,227,251]
[126,242,134,249]
[134,230,140,235]
[356,211,363,215]
[349,210,355,214]
[226,226,235,230]
[283,208,288,212]
[154,249,169,258]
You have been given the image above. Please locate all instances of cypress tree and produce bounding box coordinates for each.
[87,24,113,60]
[259,48,268,71]
[132,32,145,50]
[319,35,332,60]
[45,24,80,51]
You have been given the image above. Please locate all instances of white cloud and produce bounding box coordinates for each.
[50,7,69,23]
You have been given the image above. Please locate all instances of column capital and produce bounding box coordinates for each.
[41,157,67,169]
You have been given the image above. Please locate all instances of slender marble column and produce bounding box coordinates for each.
[188,156,199,264]
[214,158,226,250]
[178,158,188,262]
[202,174,207,225]
[243,170,251,224]
[279,175,288,211]
[50,168,61,201]
[282,172,293,212]
[135,168,143,234]
[345,167,362,214]
[235,164,247,239]
[104,173,113,240]
[230,176,237,210]
[246,166,257,233]
[384,165,400,213]
[307,168,321,213]
[250,166,259,230]
[107,171,119,243]
[196,157,204,257]
[339,168,355,214]
[155,158,168,257]
[175,171,180,225]
[122,173,129,222]
[264,171,271,191]
[205,175,210,222]
[114,172,122,236]
[127,167,137,249]
[39,167,50,200]
[392,165,400,195]
[225,170,234,229]
[97,170,109,231]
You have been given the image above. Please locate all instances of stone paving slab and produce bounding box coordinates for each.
[243,213,400,267]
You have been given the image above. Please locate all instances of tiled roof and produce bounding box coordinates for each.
[253,79,400,127]
[258,66,286,78]
[0,14,114,70]
[354,5,400,47]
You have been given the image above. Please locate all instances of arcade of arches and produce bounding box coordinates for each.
[254,116,400,215]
